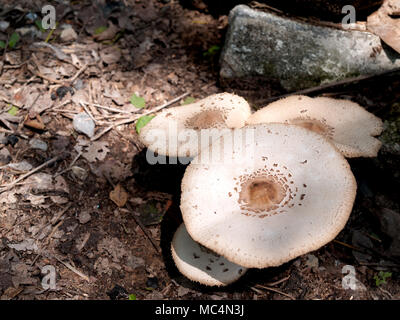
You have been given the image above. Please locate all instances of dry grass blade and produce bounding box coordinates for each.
[0,156,60,194]
[53,255,90,282]
[265,275,291,287]
[252,284,295,300]
[90,92,190,141]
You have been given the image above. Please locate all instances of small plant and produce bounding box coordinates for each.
[130,93,146,109]
[94,26,108,35]
[128,294,136,300]
[374,271,392,286]
[136,115,155,134]
[35,20,46,32]
[203,45,220,58]
[8,32,20,49]
[0,32,20,50]
[182,96,196,105]
[7,105,19,116]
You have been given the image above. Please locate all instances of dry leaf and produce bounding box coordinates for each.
[93,22,119,41]
[24,114,45,130]
[100,46,121,64]
[82,141,110,162]
[367,0,400,54]
[109,184,128,207]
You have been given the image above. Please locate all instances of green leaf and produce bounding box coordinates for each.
[8,32,20,49]
[182,96,196,105]
[136,115,155,134]
[7,106,19,116]
[94,26,108,35]
[0,41,5,49]
[203,45,220,57]
[130,93,146,109]
[35,20,46,32]
[374,271,392,286]
[128,294,136,300]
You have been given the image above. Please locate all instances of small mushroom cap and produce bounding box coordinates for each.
[139,93,251,158]
[171,223,247,286]
[181,123,357,268]
[246,95,383,158]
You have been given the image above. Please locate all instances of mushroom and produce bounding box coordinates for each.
[180,123,357,268]
[139,93,251,158]
[246,95,383,158]
[171,223,247,286]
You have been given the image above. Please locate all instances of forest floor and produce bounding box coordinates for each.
[0,0,399,300]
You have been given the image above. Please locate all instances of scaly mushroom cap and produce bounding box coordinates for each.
[246,95,383,158]
[139,93,251,158]
[181,123,357,268]
[171,223,247,286]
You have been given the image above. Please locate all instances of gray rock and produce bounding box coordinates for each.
[8,239,38,252]
[220,5,400,92]
[352,230,373,263]
[71,166,88,181]
[0,21,9,32]
[305,254,319,269]
[78,211,91,224]
[73,112,95,138]
[29,138,48,151]
[60,26,78,42]
[126,255,145,270]
[0,133,7,145]
[0,148,11,166]
[15,26,41,39]
[7,161,33,172]
[378,208,400,257]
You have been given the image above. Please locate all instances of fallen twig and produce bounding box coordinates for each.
[53,255,90,282]
[263,67,400,104]
[333,239,400,264]
[53,151,82,178]
[50,203,73,225]
[82,101,132,114]
[0,156,59,194]
[125,202,161,254]
[68,63,88,84]
[40,99,71,115]
[30,42,71,64]
[90,92,190,141]
[80,101,98,124]
[265,275,291,287]
[252,284,295,300]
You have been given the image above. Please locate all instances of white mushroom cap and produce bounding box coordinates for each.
[246,95,383,158]
[181,123,357,268]
[171,223,247,286]
[139,93,251,158]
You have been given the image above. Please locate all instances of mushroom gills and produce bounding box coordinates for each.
[171,223,247,287]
